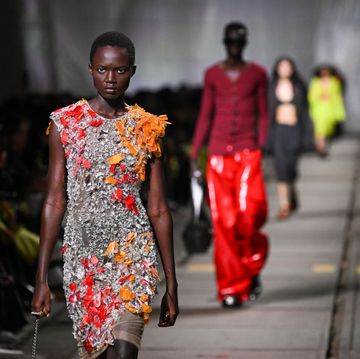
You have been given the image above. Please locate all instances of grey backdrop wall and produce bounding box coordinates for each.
[22,0,360,130]
[0,0,24,101]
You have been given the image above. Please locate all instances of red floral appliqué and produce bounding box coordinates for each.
[60,116,69,127]
[87,109,97,118]
[83,159,91,169]
[124,195,139,214]
[112,188,123,201]
[77,128,86,140]
[60,244,68,255]
[89,118,103,127]
[61,131,69,145]
[72,255,120,353]
[64,105,85,123]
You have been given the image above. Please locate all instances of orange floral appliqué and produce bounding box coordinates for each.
[150,267,161,281]
[125,304,137,314]
[140,294,148,302]
[119,287,136,301]
[46,121,52,135]
[126,233,136,243]
[103,241,119,257]
[141,303,152,314]
[107,154,124,165]
[113,105,170,181]
[105,176,117,185]
[114,251,127,263]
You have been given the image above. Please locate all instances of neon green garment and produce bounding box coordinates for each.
[308,76,346,137]
[13,226,39,264]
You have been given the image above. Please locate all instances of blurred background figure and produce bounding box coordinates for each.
[0,98,65,342]
[267,57,313,220]
[0,115,40,340]
[308,64,346,157]
[191,22,269,308]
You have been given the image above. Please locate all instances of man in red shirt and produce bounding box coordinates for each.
[191,22,269,308]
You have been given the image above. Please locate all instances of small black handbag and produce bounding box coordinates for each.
[182,176,212,254]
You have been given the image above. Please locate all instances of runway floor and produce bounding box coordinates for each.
[2,136,359,359]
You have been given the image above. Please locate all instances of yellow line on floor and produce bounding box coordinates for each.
[187,263,215,272]
[312,264,336,273]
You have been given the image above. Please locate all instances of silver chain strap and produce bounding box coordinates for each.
[31,318,39,359]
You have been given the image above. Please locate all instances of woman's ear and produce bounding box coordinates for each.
[131,65,137,77]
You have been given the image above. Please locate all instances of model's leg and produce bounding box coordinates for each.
[289,182,298,211]
[235,150,269,299]
[315,136,328,156]
[312,115,329,157]
[287,143,300,212]
[97,351,107,358]
[105,340,138,359]
[104,311,144,359]
[276,182,290,219]
[274,135,292,218]
[207,155,249,305]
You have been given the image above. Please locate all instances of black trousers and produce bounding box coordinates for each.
[273,125,301,183]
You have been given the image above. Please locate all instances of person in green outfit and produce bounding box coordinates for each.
[308,65,346,157]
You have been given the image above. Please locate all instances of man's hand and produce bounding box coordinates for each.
[191,159,203,183]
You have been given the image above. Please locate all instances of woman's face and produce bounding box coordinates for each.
[319,68,331,78]
[277,60,293,79]
[89,46,135,100]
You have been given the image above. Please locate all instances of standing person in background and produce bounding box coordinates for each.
[191,22,269,308]
[267,57,313,220]
[308,65,346,157]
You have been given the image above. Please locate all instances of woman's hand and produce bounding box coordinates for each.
[158,288,179,327]
[31,282,51,318]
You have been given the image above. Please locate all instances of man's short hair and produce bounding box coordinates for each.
[224,22,248,39]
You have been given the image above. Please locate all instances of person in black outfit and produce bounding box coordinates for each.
[267,57,313,219]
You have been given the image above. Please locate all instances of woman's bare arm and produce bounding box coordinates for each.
[147,156,179,327]
[32,123,66,316]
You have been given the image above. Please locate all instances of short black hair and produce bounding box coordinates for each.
[224,22,248,38]
[90,31,135,65]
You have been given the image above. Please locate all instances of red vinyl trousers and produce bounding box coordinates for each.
[207,150,269,302]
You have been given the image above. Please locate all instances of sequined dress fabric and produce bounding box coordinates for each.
[50,99,168,356]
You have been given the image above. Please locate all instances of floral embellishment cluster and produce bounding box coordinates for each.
[48,99,104,176]
[63,229,158,352]
[102,231,158,323]
[112,105,170,181]
[67,254,120,353]
[105,153,140,214]
[103,104,169,215]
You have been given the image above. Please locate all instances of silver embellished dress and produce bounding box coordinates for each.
[50,99,168,357]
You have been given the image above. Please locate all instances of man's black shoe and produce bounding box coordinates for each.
[222,295,242,308]
[249,275,262,301]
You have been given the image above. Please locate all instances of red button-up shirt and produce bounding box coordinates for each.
[191,62,269,159]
